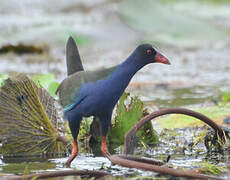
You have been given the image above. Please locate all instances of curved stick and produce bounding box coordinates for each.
[107,108,225,180]
[108,155,223,180]
[116,154,163,166]
[124,108,225,154]
[7,170,109,180]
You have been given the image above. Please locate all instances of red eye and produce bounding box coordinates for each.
[146,49,152,55]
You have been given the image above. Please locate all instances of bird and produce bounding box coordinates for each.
[56,37,170,166]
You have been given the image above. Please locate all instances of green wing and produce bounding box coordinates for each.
[57,66,117,109]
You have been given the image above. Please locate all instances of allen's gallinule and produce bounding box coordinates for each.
[57,37,170,166]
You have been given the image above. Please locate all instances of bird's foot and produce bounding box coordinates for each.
[65,139,78,167]
[65,154,77,167]
[101,146,110,157]
[101,136,111,158]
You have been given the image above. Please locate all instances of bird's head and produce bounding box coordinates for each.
[133,44,170,66]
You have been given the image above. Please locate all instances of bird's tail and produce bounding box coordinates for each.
[66,36,84,76]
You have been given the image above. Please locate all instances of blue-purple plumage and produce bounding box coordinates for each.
[57,37,170,165]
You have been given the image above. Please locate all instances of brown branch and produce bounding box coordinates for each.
[116,154,163,166]
[107,155,224,180]
[106,108,226,180]
[124,108,225,155]
[7,170,109,180]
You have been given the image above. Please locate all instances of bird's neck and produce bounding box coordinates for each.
[106,55,143,93]
[117,56,143,79]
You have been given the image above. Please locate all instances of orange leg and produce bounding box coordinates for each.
[65,139,78,166]
[101,136,110,157]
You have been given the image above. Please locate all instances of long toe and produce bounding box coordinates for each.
[102,149,111,158]
[101,144,111,158]
[65,140,78,167]
[65,154,77,167]
[65,159,71,167]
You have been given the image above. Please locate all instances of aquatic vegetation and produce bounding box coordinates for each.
[0,43,45,55]
[0,74,8,86]
[32,74,59,99]
[0,74,158,157]
[88,92,158,154]
[0,74,68,156]
[196,161,227,176]
[108,92,158,151]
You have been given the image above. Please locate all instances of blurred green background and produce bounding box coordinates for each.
[0,0,230,107]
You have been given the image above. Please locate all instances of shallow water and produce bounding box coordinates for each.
[0,0,230,179]
[1,127,229,179]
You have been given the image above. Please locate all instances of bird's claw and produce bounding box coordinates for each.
[65,154,77,167]
[103,150,111,158]
[65,140,78,167]
[65,160,71,167]
[101,145,111,157]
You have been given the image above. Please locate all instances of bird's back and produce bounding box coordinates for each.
[57,66,117,110]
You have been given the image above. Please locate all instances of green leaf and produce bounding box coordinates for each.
[108,92,158,150]
[47,81,59,98]
[32,74,55,88]
[0,74,8,86]
[109,93,143,146]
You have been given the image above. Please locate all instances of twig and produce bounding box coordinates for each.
[106,108,225,180]
[107,155,224,180]
[6,170,109,180]
[124,108,225,154]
